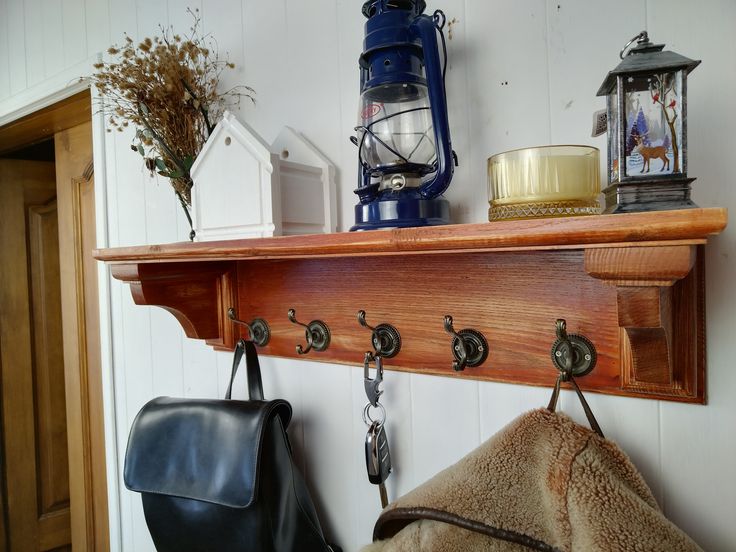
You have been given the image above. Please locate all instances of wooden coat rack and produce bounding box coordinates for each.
[95,208,727,404]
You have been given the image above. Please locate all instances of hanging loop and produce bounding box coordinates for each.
[227,307,270,347]
[432,9,446,29]
[619,30,649,59]
[443,315,489,371]
[357,310,402,358]
[287,308,331,355]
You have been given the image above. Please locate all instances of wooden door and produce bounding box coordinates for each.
[55,122,109,552]
[0,159,72,551]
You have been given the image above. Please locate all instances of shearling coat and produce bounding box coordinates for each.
[364,409,701,552]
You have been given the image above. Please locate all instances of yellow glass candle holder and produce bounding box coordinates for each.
[488,145,602,221]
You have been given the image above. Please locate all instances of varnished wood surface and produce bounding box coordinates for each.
[28,199,71,522]
[94,208,727,263]
[98,209,726,403]
[109,246,710,402]
[237,252,624,395]
[0,160,70,550]
[0,90,91,155]
[55,122,109,552]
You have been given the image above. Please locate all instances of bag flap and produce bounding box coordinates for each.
[123,396,291,508]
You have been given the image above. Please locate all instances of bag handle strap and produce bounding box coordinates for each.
[225,339,264,400]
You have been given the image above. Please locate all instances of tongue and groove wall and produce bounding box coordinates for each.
[1,1,735,550]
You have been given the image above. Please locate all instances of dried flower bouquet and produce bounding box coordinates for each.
[92,9,253,239]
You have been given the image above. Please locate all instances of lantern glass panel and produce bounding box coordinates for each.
[357,83,436,173]
[608,88,620,182]
[621,70,683,179]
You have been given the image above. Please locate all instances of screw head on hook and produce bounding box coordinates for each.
[443,315,489,371]
[288,308,330,354]
[550,319,596,377]
[357,310,401,358]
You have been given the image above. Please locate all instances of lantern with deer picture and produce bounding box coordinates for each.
[597,31,700,213]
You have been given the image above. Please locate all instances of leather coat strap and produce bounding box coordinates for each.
[225,339,265,401]
[547,373,604,439]
[568,376,604,439]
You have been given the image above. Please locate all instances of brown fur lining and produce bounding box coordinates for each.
[375,507,560,552]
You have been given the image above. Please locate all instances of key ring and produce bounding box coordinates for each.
[362,402,386,427]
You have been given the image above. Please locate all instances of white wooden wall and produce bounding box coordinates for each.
[2,1,735,550]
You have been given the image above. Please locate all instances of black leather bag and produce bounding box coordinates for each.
[124,339,336,552]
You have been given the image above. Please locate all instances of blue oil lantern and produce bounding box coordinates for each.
[351,0,455,231]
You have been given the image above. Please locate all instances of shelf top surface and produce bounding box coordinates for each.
[94,208,727,263]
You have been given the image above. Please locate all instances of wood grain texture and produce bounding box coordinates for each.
[111,262,236,342]
[55,122,109,552]
[94,208,727,263]
[0,160,68,550]
[585,245,696,286]
[238,251,621,390]
[0,90,91,154]
[28,199,71,518]
[102,244,710,402]
[620,247,705,400]
[98,210,725,403]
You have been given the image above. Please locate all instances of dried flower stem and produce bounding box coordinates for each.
[90,8,254,240]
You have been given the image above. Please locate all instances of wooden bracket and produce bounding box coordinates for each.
[111,261,237,350]
[585,244,703,400]
[98,209,726,404]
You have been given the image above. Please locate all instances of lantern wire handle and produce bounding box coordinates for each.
[432,10,449,83]
[619,30,649,59]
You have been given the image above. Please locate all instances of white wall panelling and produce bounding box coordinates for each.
[648,1,736,548]
[1,1,735,550]
[41,0,66,86]
[0,0,10,100]
[90,81,123,550]
[6,0,27,96]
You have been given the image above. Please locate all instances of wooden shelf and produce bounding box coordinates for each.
[96,208,727,403]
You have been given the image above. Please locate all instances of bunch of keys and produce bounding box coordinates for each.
[363,352,392,508]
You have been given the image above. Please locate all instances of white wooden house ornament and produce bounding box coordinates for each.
[190,112,336,241]
[190,111,281,241]
[271,126,337,235]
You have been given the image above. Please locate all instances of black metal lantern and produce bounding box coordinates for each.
[597,31,700,213]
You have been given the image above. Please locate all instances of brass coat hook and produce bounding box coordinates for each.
[357,310,401,359]
[549,319,596,377]
[443,315,489,371]
[287,308,331,355]
[227,307,270,347]
[547,319,603,438]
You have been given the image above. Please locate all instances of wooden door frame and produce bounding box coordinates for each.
[0,84,120,550]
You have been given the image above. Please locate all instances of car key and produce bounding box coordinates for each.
[365,419,392,507]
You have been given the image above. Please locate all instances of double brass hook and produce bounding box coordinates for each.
[227,308,270,347]
[287,308,331,355]
[443,315,489,371]
[357,310,401,359]
[547,319,603,438]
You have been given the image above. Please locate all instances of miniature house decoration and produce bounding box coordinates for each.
[597,31,700,213]
[271,127,337,235]
[190,111,336,241]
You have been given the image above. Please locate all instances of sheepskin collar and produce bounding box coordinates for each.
[368,409,700,552]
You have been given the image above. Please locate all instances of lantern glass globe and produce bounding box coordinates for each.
[357,83,436,174]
